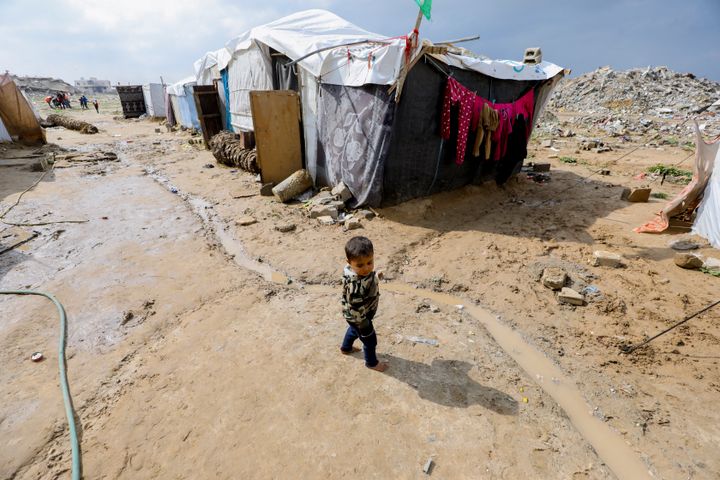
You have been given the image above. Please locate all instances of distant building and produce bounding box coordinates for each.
[74,77,114,93]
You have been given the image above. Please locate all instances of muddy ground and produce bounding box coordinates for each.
[0,98,719,479]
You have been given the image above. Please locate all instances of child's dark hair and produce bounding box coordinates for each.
[345,236,374,260]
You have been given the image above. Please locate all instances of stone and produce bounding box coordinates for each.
[309,204,339,219]
[272,169,314,203]
[344,219,362,231]
[274,223,296,233]
[331,182,353,202]
[621,187,651,202]
[236,216,256,226]
[260,183,275,196]
[330,200,346,211]
[533,163,551,172]
[357,209,375,220]
[558,287,585,306]
[674,252,703,269]
[592,250,624,268]
[154,128,161,133]
[668,239,700,251]
[541,139,553,148]
[541,267,567,290]
[317,215,335,225]
[703,257,720,272]
[310,191,334,205]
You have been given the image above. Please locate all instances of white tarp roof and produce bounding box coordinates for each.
[222,9,406,86]
[219,9,565,87]
[194,48,232,81]
[167,76,196,96]
[692,139,720,248]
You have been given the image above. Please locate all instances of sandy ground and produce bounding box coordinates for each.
[0,99,719,479]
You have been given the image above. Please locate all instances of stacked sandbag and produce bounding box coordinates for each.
[208,131,258,173]
[45,114,98,134]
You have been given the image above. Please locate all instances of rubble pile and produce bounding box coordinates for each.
[208,131,258,173]
[12,75,78,94]
[549,66,720,117]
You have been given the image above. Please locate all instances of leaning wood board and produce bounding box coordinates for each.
[249,90,302,185]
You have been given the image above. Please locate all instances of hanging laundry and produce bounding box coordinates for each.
[472,102,499,159]
[440,77,475,165]
[490,88,535,161]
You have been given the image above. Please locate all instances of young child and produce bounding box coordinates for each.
[340,236,388,372]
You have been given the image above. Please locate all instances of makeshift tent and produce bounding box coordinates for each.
[194,48,232,130]
[636,124,720,248]
[207,9,565,206]
[142,83,166,118]
[0,73,45,145]
[167,77,201,130]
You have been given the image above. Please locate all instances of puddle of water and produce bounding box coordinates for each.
[147,167,651,479]
[386,283,652,480]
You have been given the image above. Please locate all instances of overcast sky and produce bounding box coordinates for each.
[2,0,719,85]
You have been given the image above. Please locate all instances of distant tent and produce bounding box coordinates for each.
[636,124,720,247]
[199,9,565,206]
[0,72,46,145]
[167,77,200,130]
[142,83,166,118]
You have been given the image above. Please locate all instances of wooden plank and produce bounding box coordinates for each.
[192,84,224,149]
[249,90,302,185]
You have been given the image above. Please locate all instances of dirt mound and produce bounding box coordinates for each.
[549,66,720,116]
[11,75,79,94]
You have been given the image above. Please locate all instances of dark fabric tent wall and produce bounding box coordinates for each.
[381,57,540,206]
[312,54,552,207]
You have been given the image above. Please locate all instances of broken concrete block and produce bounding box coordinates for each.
[344,219,362,231]
[236,216,257,226]
[331,182,353,202]
[309,204,339,219]
[674,252,703,269]
[310,191,334,206]
[329,200,346,211]
[260,183,275,196]
[317,215,335,225]
[533,163,551,172]
[423,458,435,475]
[558,287,585,306]
[592,250,624,268]
[541,267,567,290]
[272,169,313,203]
[621,187,651,202]
[541,139,553,148]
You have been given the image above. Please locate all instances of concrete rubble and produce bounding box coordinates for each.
[592,251,625,268]
[674,252,704,269]
[558,287,585,306]
[541,267,568,290]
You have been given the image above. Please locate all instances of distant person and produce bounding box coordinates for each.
[56,92,65,109]
[339,236,388,372]
[44,95,53,109]
[92,98,99,113]
[79,95,88,109]
[63,92,71,109]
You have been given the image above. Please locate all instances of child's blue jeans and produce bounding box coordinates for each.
[341,321,378,368]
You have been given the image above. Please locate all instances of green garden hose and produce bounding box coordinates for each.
[0,291,80,479]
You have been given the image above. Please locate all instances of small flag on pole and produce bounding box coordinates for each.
[415,0,432,20]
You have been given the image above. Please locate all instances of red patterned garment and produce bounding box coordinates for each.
[440,78,476,165]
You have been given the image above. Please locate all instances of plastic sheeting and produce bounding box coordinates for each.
[194,48,232,86]
[167,76,196,96]
[0,117,11,142]
[636,124,720,236]
[692,140,720,248]
[314,83,395,207]
[142,83,166,117]
[430,53,565,81]
[226,42,273,131]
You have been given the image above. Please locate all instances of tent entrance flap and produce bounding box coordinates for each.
[249,90,303,185]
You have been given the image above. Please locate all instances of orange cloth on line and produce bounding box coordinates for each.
[472,103,499,159]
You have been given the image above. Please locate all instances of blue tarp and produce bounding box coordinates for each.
[176,85,201,130]
[221,69,233,132]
